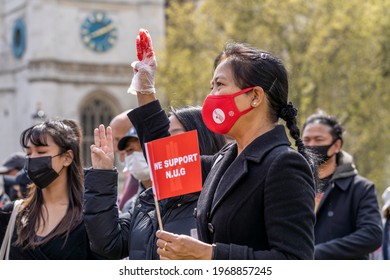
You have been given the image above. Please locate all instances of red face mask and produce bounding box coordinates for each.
[201,87,254,134]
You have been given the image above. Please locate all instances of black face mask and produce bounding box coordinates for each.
[306,140,337,165]
[24,154,62,189]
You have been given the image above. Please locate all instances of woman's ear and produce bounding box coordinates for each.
[64,150,74,166]
[251,86,265,107]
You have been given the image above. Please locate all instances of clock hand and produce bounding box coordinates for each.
[89,24,115,39]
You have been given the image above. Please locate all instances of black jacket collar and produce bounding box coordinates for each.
[205,125,292,216]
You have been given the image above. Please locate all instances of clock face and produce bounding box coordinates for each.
[81,12,117,53]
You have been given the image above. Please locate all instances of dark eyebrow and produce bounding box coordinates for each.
[211,75,228,86]
[214,75,227,82]
[213,75,221,81]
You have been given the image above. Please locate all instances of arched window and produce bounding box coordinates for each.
[80,97,115,167]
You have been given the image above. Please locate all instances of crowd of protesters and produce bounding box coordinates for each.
[0,29,388,260]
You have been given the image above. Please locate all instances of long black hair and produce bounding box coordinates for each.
[16,119,83,248]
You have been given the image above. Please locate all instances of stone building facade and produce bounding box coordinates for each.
[0,0,165,166]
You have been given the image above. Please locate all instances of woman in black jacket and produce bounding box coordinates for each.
[84,106,226,259]
[90,30,316,259]
[0,119,102,259]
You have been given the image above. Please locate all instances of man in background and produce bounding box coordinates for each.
[109,110,139,212]
[302,110,382,259]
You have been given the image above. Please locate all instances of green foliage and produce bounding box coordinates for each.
[157,0,222,107]
[157,0,390,201]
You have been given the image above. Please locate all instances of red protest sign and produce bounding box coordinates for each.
[145,130,202,200]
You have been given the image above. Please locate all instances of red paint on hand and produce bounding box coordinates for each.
[136,28,154,61]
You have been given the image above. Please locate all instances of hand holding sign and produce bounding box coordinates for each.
[128,28,157,94]
[156,230,213,260]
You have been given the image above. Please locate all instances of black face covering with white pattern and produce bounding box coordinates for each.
[305,139,337,165]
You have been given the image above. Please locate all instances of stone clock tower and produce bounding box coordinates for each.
[0,0,165,166]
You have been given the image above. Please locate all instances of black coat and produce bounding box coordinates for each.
[83,169,199,259]
[314,151,383,259]
[0,202,102,260]
[129,100,316,260]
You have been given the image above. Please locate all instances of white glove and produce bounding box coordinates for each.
[128,29,157,95]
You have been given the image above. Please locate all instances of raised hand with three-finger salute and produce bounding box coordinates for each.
[90,124,114,170]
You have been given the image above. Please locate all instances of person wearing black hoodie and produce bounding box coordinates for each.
[302,110,383,259]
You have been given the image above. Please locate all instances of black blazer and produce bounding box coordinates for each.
[197,125,315,259]
[129,100,315,260]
